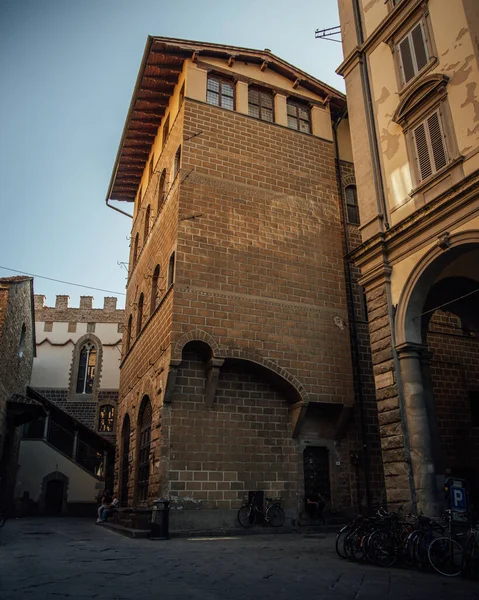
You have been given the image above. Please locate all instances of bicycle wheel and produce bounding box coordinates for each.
[463,535,479,580]
[428,537,463,577]
[368,530,397,567]
[336,526,350,559]
[266,504,285,527]
[237,505,256,528]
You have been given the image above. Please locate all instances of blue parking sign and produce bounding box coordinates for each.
[451,486,466,511]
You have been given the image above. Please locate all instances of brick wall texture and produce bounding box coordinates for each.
[115,98,384,525]
[0,278,35,509]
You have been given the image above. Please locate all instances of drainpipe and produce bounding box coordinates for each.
[106,198,133,219]
[352,0,389,228]
[333,110,372,516]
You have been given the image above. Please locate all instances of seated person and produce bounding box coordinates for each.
[98,495,119,523]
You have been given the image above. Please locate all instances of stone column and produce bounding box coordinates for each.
[43,412,50,440]
[396,343,441,516]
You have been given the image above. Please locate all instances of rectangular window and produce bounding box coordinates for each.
[286,99,311,133]
[148,156,154,181]
[398,22,429,85]
[206,75,234,110]
[162,115,170,147]
[345,185,360,225]
[248,88,274,123]
[412,109,448,182]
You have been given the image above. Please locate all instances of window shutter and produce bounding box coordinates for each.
[399,37,415,83]
[411,23,428,72]
[413,122,433,180]
[427,111,447,172]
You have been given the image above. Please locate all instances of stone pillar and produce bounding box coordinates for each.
[103,450,108,482]
[72,429,79,460]
[396,343,441,516]
[43,412,50,440]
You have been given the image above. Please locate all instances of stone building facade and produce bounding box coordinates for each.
[337,0,479,513]
[106,37,385,530]
[0,277,44,511]
[31,295,124,442]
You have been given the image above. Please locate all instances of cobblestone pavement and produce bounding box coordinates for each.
[1,518,478,600]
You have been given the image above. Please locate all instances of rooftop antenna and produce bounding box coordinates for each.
[315,26,342,43]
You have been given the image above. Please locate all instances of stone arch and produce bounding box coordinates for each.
[39,471,69,515]
[340,173,356,189]
[221,348,310,405]
[395,231,479,347]
[68,333,103,400]
[172,329,221,361]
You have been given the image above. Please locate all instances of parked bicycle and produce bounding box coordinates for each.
[237,493,285,528]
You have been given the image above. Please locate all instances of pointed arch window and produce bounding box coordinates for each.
[120,415,131,505]
[151,265,160,314]
[168,252,176,288]
[137,293,144,336]
[76,342,96,394]
[144,205,151,241]
[174,146,181,179]
[137,397,152,504]
[126,315,133,353]
[98,405,115,432]
[133,232,139,264]
[158,169,167,212]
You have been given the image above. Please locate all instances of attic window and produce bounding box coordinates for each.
[287,99,311,133]
[248,88,274,123]
[162,115,170,148]
[206,75,234,110]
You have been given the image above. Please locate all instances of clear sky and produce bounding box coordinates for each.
[0,0,344,309]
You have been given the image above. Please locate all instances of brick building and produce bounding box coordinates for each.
[337,0,479,513]
[106,37,384,530]
[0,277,44,511]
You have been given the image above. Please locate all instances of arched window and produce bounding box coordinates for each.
[137,396,152,504]
[126,315,132,353]
[151,265,160,314]
[133,232,139,264]
[345,185,360,225]
[167,252,176,288]
[158,169,167,212]
[120,415,131,505]
[174,146,181,179]
[144,205,151,241]
[98,405,115,432]
[137,293,144,336]
[76,342,96,394]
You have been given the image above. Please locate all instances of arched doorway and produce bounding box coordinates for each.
[40,471,68,515]
[45,480,65,515]
[136,397,152,504]
[395,236,479,514]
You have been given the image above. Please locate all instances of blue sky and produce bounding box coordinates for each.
[0,0,344,309]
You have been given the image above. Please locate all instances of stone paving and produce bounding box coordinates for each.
[1,518,478,599]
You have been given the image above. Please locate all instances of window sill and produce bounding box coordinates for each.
[410,155,464,198]
[398,56,438,98]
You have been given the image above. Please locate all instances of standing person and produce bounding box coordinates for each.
[305,489,326,521]
[96,489,112,523]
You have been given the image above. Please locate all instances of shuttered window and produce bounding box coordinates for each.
[398,22,429,84]
[412,109,448,182]
[248,88,274,123]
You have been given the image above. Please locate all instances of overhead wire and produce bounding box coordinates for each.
[0,265,126,296]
